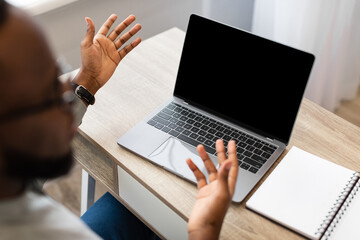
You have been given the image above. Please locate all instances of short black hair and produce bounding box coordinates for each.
[0,0,8,26]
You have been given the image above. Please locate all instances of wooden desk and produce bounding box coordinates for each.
[72,28,360,239]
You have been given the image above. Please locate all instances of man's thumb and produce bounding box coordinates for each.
[81,17,95,48]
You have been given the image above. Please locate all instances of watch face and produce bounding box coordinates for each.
[76,85,95,105]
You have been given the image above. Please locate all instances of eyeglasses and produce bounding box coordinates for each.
[0,79,75,124]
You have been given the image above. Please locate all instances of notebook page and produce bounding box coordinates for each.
[246,147,356,240]
[326,179,360,240]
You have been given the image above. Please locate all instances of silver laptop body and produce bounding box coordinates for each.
[117,14,315,202]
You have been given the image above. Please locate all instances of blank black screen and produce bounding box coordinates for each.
[174,14,315,144]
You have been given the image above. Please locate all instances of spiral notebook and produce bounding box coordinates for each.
[246,146,360,240]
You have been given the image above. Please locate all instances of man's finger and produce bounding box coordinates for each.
[186,158,207,189]
[228,165,238,196]
[98,14,117,36]
[197,145,217,182]
[227,140,237,162]
[227,141,239,196]
[217,160,232,194]
[108,15,136,41]
[118,37,141,60]
[216,139,226,164]
[114,24,142,49]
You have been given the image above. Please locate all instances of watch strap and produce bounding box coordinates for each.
[72,83,95,105]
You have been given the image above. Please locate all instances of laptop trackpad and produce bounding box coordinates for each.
[148,137,210,182]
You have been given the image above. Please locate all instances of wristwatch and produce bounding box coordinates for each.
[72,83,95,105]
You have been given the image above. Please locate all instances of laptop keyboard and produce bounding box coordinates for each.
[147,102,278,174]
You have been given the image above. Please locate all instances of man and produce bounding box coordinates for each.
[0,1,238,239]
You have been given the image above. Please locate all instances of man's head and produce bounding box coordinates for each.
[0,1,75,182]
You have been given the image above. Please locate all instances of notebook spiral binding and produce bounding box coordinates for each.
[315,172,360,240]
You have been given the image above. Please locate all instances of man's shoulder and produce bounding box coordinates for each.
[0,190,101,240]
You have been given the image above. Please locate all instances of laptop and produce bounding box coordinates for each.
[117,14,315,202]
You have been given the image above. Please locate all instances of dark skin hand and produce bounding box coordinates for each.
[74,14,142,97]
[187,139,239,240]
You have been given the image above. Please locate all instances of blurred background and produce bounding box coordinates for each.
[6,0,360,216]
[7,0,254,69]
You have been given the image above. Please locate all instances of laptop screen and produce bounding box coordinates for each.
[174,14,315,144]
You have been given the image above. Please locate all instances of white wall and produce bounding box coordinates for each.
[32,0,254,69]
[202,0,254,30]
